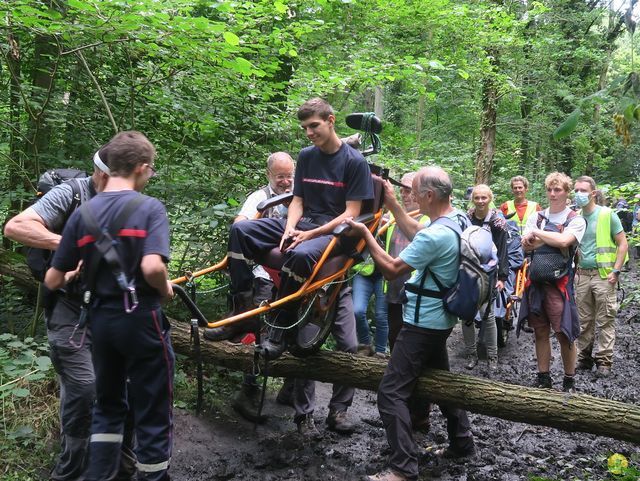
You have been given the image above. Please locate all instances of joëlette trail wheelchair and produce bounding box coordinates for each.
[170,113,387,359]
[496,256,529,347]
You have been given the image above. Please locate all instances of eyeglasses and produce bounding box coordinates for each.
[145,164,157,177]
[269,172,293,182]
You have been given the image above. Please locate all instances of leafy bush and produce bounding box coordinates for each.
[0,334,58,479]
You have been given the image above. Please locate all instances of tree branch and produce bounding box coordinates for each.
[76,50,118,134]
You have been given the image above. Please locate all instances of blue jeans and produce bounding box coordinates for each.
[353,272,389,353]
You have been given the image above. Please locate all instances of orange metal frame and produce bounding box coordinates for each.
[170,210,384,329]
[505,258,529,320]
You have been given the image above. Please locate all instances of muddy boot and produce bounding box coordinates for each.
[534,372,552,389]
[487,356,498,373]
[204,291,256,341]
[276,378,295,407]
[296,413,320,438]
[326,409,355,435]
[231,384,268,423]
[465,353,478,370]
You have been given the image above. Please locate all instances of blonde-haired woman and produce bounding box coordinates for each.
[464,184,509,372]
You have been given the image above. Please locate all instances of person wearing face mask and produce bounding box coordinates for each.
[573,176,628,378]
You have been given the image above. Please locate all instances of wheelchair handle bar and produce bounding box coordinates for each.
[171,284,210,328]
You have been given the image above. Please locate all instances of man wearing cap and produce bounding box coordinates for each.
[4,152,135,480]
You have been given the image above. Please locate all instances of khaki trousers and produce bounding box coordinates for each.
[575,270,618,367]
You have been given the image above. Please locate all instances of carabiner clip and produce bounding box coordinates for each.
[68,323,87,350]
[124,286,139,313]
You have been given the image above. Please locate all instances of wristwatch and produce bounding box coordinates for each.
[612,269,621,276]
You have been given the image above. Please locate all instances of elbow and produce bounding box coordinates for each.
[3,219,18,240]
[44,269,64,290]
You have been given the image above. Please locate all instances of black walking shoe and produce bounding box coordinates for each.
[562,375,576,393]
[435,439,476,459]
[535,372,552,389]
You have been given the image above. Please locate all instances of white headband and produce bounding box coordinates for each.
[93,151,110,175]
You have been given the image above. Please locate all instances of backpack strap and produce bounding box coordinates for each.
[406,216,461,324]
[80,194,147,313]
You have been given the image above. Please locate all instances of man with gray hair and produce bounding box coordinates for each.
[348,167,475,481]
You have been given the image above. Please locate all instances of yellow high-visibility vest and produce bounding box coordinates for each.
[506,200,538,231]
[593,207,628,278]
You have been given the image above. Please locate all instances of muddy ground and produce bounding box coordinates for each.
[170,286,640,480]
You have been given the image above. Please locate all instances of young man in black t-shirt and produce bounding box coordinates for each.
[45,131,174,481]
[209,98,373,435]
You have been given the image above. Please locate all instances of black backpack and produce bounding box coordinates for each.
[26,168,89,281]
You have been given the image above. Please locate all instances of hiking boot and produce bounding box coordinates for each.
[276,378,295,407]
[326,409,355,435]
[296,413,320,438]
[357,344,374,357]
[366,469,408,481]
[562,375,576,393]
[231,384,267,423]
[465,354,478,370]
[596,365,611,378]
[576,359,593,371]
[535,372,552,389]
[487,356,498,372]
[435,439,476,459]
[203,291,256,341]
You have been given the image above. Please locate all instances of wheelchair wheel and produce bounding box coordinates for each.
[287,280,342,358]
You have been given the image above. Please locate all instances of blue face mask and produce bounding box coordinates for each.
[574,192,590,207]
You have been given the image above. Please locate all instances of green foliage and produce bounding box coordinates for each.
[0,334,57,478]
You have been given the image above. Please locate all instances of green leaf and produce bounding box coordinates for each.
[634,106,640,121]
[11,388,30,398]
[457,69,470,80]
[36,356,51,371]
[274,1,287,14]
[223,31,240,46]
[428,59,446,70]
[553,109,580,141]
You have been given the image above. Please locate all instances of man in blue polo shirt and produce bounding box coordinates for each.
[348,166,474,481]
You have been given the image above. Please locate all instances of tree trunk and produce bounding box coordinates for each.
[170,323,640,445]
[474,49,498,185]
[374,86,384,119]
[474,75,497,184]
[3,30,23,249]
[2,249,639,446]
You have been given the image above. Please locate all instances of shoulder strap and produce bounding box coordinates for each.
[60,179,83,226]
[407,215,460,323]
[80,194,147,299]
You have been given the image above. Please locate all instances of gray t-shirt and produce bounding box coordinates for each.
[32,177,93,234]
[31,177,94,340]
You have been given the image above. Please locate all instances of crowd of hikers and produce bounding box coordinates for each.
[2,97,633,481]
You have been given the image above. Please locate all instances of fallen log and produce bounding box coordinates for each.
[171,321,640,445]
[2,248,639,445]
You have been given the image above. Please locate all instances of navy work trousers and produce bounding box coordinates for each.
[47,297,136,481]
[86,301,174,481]
[228,217,336,305]
[377,323,473,479]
